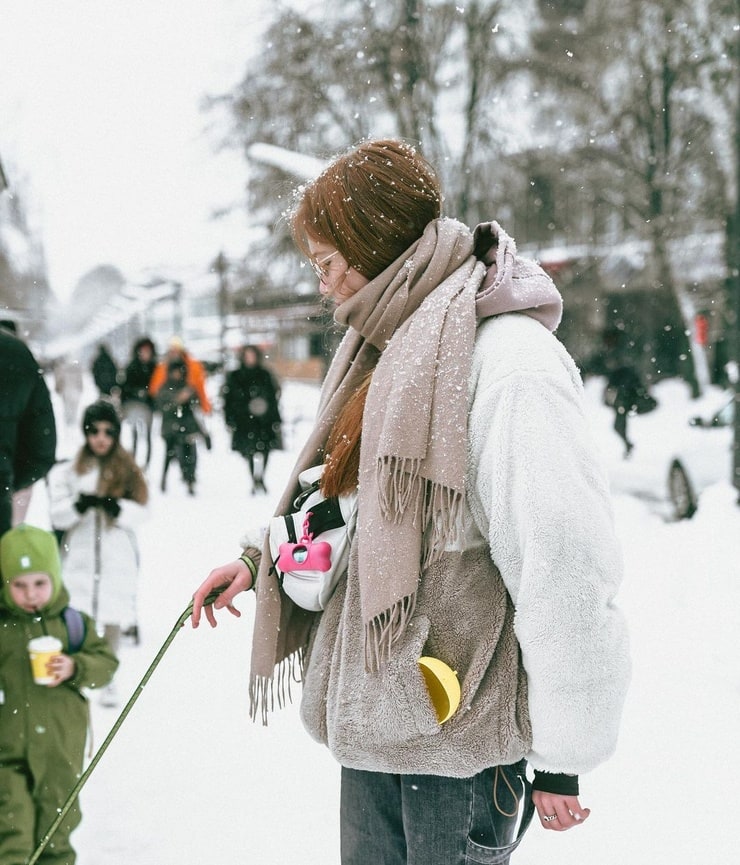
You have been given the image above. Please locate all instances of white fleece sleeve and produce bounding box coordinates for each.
[468,325,631,775]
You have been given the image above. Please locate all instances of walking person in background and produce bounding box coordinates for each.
[191,139,630,864]
[149,336,212,451]
[120,336,157,468]
[53,355,84,427]
[0,523,118,865]
[223,344,282,494]
[48,401,148,706]
[149,336,212,412]
[605,364,643,458]
[156,358,202,495]
[599,328,656,459]
[0,327,57,536]
[91,344,119,400]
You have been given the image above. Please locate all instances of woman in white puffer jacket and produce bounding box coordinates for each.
[49,401,148,701]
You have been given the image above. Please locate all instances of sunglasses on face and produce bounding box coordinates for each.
[85,424,116,438]
[309,249,341,281]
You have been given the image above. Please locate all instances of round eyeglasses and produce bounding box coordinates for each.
[309,250,341,281]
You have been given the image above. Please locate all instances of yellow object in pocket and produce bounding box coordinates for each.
[418,656,461,724]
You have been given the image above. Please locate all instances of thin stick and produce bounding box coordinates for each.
[27,590,222,865]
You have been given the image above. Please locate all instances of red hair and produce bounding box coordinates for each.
[291,138,442,280]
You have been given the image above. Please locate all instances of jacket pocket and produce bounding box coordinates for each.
[465,764,534,864]
[329,614,442,757]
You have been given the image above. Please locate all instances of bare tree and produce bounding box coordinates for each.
[529,0,730,394]
[210,1,530,243]
[0,168,51,332]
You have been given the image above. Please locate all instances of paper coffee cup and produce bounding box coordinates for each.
[28,636,63,685]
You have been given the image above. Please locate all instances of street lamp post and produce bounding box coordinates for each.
[213,252,229,371]
[171,281,183,338]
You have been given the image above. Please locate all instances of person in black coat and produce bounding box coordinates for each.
[0,329,57,534]
[597,329,656,459]
[605,365,642,457]
[120,337,157,467]
[223,345,282,494]
[91,344,118,398]
[156,357,202,495]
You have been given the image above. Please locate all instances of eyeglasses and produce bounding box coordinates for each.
[85,424,117,438]
[309,250,341,281]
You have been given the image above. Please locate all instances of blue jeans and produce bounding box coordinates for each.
[340,761,533,865]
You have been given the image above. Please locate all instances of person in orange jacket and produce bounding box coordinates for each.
[148,337,212,414]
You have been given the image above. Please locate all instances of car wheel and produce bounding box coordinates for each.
[668,460,697,520]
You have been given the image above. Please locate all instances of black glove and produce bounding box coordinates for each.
[99,496,121,519]
[74,494,99,514]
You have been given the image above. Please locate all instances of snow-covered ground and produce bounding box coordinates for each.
[24,373,740,864]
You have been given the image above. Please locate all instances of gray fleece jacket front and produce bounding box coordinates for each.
[299,313,631,778]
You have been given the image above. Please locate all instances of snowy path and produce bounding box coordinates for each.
[24,377,740,863]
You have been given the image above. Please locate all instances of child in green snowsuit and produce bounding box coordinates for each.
[0,524,118,865]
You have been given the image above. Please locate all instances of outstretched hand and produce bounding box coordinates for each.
[191,559,253,629]
[532,791,590,832]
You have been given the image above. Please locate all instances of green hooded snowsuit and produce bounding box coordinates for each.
[0,525,118,865]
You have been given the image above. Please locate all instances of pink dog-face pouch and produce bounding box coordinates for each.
[277,517,333,573]
[269,466,357,612]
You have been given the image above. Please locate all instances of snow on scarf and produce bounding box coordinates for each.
[249,218,562,720]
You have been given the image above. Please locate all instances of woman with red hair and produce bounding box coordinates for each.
[192,139,630,864]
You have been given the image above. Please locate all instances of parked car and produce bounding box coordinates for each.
[667,397,735,519]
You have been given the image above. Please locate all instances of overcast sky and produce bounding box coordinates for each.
[0,1,278,300]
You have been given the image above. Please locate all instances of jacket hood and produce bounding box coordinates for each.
[0,524,69,616]
[473,221,563,332]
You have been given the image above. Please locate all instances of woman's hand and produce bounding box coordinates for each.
[532,790,590,831]
[191,559,252,629]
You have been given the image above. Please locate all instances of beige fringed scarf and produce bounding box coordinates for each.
[249,218,563,720]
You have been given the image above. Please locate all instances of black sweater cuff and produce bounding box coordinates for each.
[532,771,579,796]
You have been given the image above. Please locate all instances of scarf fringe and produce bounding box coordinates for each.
[365,592,418,672]
[378,456,465,567]
[377,456,423,523]
[249,647,305,725]
[420,484,465,568]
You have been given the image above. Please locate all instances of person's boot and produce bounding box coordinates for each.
[122,624,140,645]
[100,680,119,708]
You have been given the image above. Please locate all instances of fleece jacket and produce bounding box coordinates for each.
[299,313,630,778]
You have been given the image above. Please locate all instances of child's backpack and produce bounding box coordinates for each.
[62,606,86,654]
